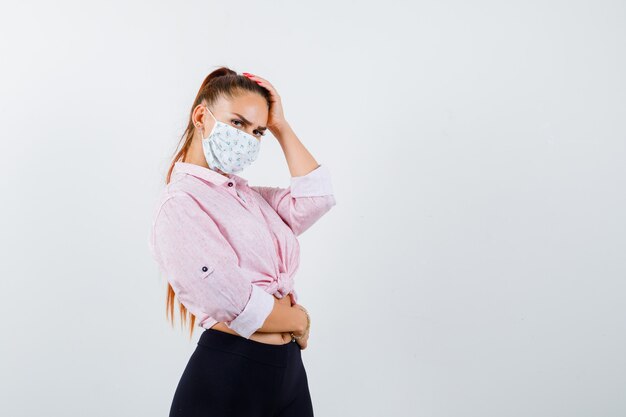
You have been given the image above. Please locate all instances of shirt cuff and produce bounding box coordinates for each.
[290,164,334,197]
[225,284,275,339]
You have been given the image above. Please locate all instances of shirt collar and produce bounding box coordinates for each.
[173,162,249,187]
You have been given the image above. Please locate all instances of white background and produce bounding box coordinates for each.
[1,1,624,416]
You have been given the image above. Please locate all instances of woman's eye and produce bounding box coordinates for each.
[233,119,264,138]
[231,119,265,137]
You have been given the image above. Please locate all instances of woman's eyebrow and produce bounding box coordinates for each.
[232,112,267,130]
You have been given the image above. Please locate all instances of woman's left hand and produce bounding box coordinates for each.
[295,326,309,350]
[242,72,287,132]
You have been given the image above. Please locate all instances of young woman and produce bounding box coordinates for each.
[149,66,336,417]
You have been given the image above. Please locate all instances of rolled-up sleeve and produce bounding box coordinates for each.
[250,164,337,236]
[150,193,276,339]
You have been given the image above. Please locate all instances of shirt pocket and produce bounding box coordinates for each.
[198,264,216,279]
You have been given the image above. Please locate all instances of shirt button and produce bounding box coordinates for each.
[227,182,234,187]
[202,266,208,272]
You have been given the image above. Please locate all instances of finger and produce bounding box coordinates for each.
[244,73,266,82]
[243,73,266,84]
[244,74,276,92]
[256,79,276,93]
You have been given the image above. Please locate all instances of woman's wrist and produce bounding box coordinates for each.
[269,119,292,140]
[291,305,310,338]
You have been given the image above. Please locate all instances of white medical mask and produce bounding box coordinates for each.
[199,105,261,174]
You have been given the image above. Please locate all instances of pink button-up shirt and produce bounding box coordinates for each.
[148,161,336,339]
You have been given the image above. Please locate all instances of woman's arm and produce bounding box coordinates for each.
[245,74,337,236]
[270,119,321,178]
[250,162,336,236]
[151,193,311,338]
[251,107,337,237]
[151,193,281,339]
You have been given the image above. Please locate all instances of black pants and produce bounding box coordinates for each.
[169,328,314,417]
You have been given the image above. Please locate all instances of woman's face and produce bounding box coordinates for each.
[195,92,269,142]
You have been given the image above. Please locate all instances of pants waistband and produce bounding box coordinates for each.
[197,328,296,368]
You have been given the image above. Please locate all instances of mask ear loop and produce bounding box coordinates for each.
[205,105,217,121]
[200,105,218,140]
